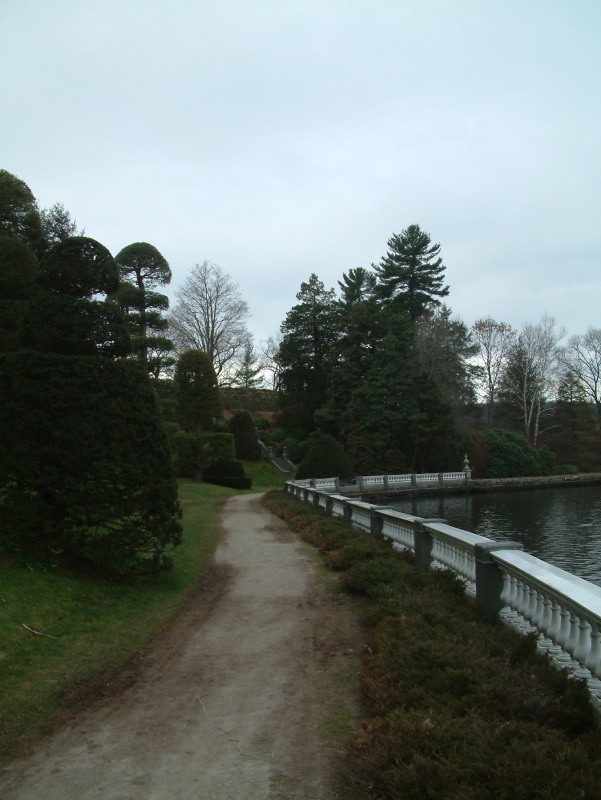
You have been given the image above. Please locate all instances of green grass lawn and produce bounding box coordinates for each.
[0,463,286,763]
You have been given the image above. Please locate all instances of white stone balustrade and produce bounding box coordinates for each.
[424,521,489,588]
[358,474,387,490]
[286,468,470,498]
[285,475,601,709]
[378,509,416,550]
[387,474,413,488]
[415,472,442,486]
[345,500,374,532]
[494,549,601,696]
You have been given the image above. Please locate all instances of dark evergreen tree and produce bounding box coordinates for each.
[0,195,182,573]
[374,224,449,320]
[0,235,38,353]
[331,311,461,473]
[228,410,261,460]
[114,242,174,374]
[231,340,263,389]
[276,274,340,439]
[0,169,43,251]
[415,306,479,418]
[0,353,182,572]
[174,349,223,432]
[337,267,377,305]
[296,434,354,480]
[40,202,83,249]
[19,237,130,358]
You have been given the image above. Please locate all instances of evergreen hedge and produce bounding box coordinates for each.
[203,458,252,489]
[173,431,235,478]
[228,410,261,461]
[474,428,555,478]
[296,433,355,480]
[0,352,182,573]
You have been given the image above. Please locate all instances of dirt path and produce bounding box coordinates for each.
[0,494,361,800]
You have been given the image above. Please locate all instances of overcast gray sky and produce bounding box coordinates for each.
[2,0,599,345]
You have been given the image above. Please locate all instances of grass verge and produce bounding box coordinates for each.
[263,489,601,800]
[0,461,285,763]
[0,479,235,764]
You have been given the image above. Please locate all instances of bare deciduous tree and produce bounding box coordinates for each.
[471,318,516,424]
[559,328,601,428]
[169,261,250,381]
[500,315,564,445]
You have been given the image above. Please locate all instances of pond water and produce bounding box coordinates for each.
[389,484,601,586]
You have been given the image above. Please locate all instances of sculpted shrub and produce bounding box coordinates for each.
[296,433,354,480]
[228,410,261,461]
[0,353,182,573]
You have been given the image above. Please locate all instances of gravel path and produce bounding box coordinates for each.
[0,493,360,800]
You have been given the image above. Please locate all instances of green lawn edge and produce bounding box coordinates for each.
[0,462,286,764]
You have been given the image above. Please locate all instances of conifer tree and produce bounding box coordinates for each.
[114,242,174,374]
[276,274,340,439]
[374,224,449,320]
[174,349,223,432]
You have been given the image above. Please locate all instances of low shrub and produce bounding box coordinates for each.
[296,433,354,480]
[203,458,252,489]
[471,428,555,478]
[173,432,235,478]
[228,410,261,460]
[262,490,601,800]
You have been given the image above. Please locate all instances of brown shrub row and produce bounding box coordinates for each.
[262,490,601,800]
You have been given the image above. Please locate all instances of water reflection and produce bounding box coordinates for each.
[390,485,601,586]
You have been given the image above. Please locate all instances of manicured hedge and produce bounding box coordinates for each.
[0,352,182,573]
[203,458,252,489]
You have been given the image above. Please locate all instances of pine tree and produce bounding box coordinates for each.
[374,224,449,320]
[174,349,223,433]
[276,274,340,438]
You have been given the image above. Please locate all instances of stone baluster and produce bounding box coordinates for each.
[585,625,601,682]
[552,605,575,668]
[500,571,513,609]
[543,600,565,660]
[573,619,593,679]
[536,595,555,654]
[565,611,582,661]
[524,584,539,628]
[515,581,536,634]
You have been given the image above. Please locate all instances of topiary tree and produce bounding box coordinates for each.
[203,458,252,489]
[228,410,261,460]
[0,186,181,574]
[174,349,223,432]
[296,433,354,480]
[18,236,130,358]
[114,242,174,373]
[173,431,235,479]
[0,353,182,573]
[0,235,38,353]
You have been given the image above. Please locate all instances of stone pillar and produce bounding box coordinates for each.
[463,454,472,482]
[370,507,392,539]
[411,473,417,487]
[413,518,446,568]
[474,541,524,620]
[325,496,334,516]
[342,502,353,527]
